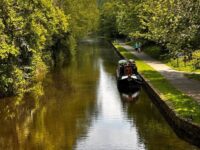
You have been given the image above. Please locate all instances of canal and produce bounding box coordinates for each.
[0,38,199,150]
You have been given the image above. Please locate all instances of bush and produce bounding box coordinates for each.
[143,45,162,59]
[0,65,27,97]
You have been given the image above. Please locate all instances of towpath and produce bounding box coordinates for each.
[119,42,200,103]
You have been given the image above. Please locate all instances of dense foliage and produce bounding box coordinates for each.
[0,0,99,97]
[100,0,200,65]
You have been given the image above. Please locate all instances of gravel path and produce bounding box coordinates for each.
[120,43,200,103]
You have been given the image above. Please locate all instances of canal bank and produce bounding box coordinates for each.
[0,38,199,149]
[111,41,200,147]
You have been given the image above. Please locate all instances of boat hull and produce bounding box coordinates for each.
[117,77,142,93]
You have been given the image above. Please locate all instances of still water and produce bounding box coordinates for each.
[0,38,199,150]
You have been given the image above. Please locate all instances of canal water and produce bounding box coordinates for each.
[0,38,199,150]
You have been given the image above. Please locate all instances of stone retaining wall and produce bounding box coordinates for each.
[143,78,200,147]
[110,42,200,148]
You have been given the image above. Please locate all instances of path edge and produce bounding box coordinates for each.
[109,41,200,148]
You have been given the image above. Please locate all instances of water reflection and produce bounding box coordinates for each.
[0,90,41,149]
[120,90,140,102]
[75,60,145,150]
[0,38,199,150]
[122,90,200,150]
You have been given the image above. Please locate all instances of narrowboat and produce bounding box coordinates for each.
[116,59,142,92]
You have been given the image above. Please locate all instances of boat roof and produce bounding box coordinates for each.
[118,59,136,65]
[118,59,128,65]
[129,59,135,64]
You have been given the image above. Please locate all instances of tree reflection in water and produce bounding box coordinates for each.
[0,82,43,149]
[0,39,100,150]
[0,38,199,150]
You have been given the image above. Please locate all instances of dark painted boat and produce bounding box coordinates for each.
[116,59,142,92]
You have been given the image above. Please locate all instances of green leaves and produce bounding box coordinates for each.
[0,0,99,97]
[61,0,99,39]
[100,0,200,53]
[116,2,140,36]
[0,43,19,59]
[99,1,120,38]
[0,0,70,96]
[137,0,200,51]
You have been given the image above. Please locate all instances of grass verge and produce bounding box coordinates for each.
[185,73,200,81]
[128,42,200,74]
[113,43,200,125]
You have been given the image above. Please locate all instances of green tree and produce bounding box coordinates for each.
[116,2,140,37]
[138,0,199,49]
[0,0,69,97]
[0,0,100,97]
[99,1,120,38]
[100,0,200,59]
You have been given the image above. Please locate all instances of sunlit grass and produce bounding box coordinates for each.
[140,44,200,73]
[113,43,200,124]
[114,45,127,53]
[167,58,200,73]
